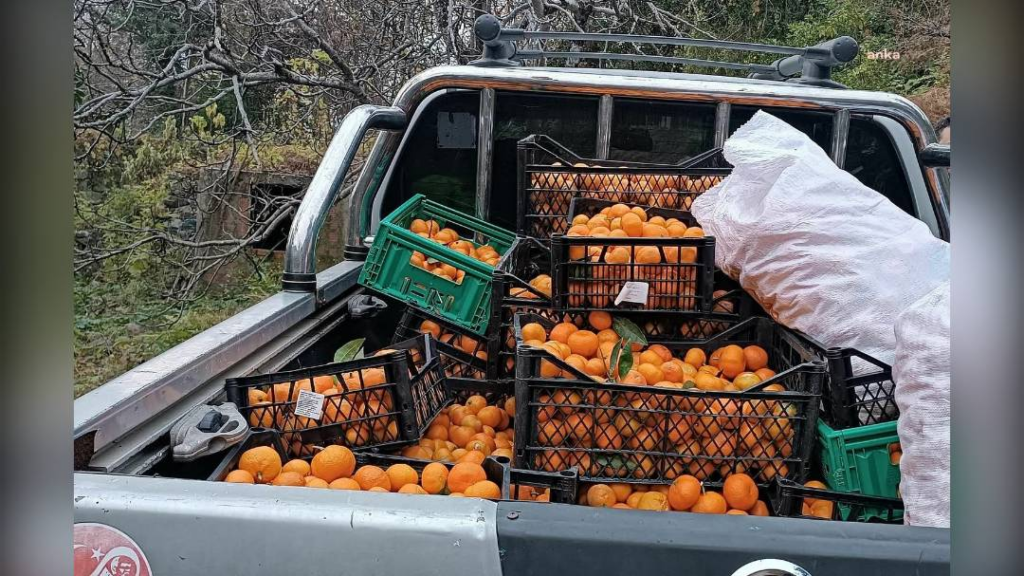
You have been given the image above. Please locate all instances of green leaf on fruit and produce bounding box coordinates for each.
[612,317,648,347]
[607,340,633,380]
[334,338,365,363]
[618,346,633,379]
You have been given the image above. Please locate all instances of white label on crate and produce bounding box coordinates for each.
[294,389,325,421]
[615,282,649,306]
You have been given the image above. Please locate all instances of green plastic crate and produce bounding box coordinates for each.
[817,419,903,522]
[359,194,516,336]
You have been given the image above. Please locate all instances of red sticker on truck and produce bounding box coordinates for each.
[74,523,152,576]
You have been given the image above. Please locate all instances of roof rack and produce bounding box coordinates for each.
[470,14,858,88]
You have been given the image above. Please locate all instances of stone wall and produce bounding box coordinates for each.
[168,167,350,281]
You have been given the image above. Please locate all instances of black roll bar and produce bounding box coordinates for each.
[472,14,858,88]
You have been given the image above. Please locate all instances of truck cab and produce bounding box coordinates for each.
[74,18,950,576]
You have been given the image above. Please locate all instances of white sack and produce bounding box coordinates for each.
[691,111,950,366]
[892,280,950,528]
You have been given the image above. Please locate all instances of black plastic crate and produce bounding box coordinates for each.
[769,477,904,523]
[550,233,716,315]
[446,378,515,405]
[512,315,824,485]
[492,237,753,344]
[394,306,500,382]
[818,347,898,429]
[392,238,557,384]
[516,134,730,239]
[489,236,557,375]
[225,335,449,459]
[552,196,715,315]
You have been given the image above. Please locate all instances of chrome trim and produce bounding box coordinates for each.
[873,114,946,239]
[476,88,496,219]
[714,101,732,148]
[389,66,937,142]
[347,132,401,251]
[283,104,406,290]
[596,95,613,159]
[75,473,503,576]
[831,109,851,168]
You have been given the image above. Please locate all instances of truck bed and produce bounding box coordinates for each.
[74,263,950,576]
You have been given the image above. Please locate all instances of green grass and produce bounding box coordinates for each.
[73,266,280,397]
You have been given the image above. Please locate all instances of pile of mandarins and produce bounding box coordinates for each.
[582,473,769,515]
[800,480,837,519]
[521,310,777,389]
[520,311,797,482]
[399,394,516,463]
[582,474,841,520]
[406,218,503,283]
[558,204,705,310]
[567,203,705,243]
[224,444,533,500]
[399,396,552,500]
[532,163,721,210]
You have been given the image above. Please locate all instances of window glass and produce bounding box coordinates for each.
[490,92,600,230]
[729,106,834,150]
[384,90,480,217]
[844,118,916,216]
[609,99,716,163]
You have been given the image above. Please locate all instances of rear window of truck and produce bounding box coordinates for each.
[382,91,917,226]
[490,92,601,231]
[383,90,480,218]
[844,118,916,216]
[729,106,834,150]
[608,99,716,164]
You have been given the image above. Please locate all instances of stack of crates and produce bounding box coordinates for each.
[811,345,905,521]
[511,313,825,487]
[356,136,908,522]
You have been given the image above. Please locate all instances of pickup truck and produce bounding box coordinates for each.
[73,17,951,576]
